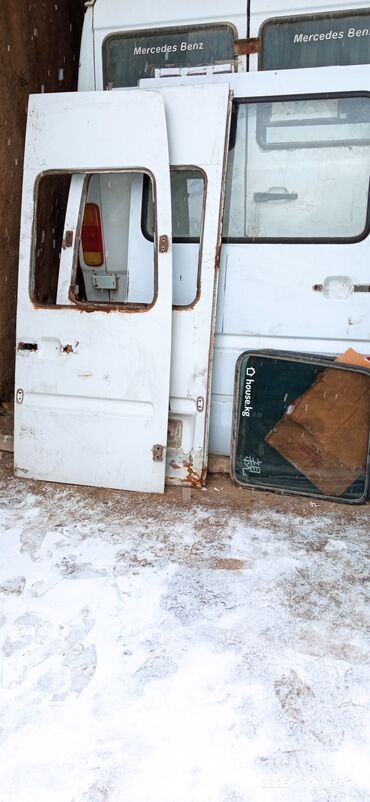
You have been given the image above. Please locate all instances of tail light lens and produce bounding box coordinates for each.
[81,203,104,267]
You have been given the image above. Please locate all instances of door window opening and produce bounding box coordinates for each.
[143,167,206,307]
[31,171,158,308]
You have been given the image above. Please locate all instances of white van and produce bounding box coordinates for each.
[14,1,370,492]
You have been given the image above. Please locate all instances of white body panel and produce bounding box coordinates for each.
[73,4,370,469]
[157,84,231,484]
[15,90,172,493]
[143,66,370,454]
[213,66,370,453]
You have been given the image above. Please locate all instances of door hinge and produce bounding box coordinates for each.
[16,388,24,404]
[233,37,261,56]
[62,230,74,249]
[196,396,205,412]
[159,235,169,254]
[152,444,165,462]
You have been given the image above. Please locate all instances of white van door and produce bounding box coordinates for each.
[209,65,370,454]
[15,90,172,493]
[150,84,232,486]
[142,65,370,458]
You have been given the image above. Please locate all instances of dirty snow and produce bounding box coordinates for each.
[0,459,369,802]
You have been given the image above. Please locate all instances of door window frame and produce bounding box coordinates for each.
[222,91,370,245]
[30,168,160,313]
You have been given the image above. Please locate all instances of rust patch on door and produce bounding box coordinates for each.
[62,230,74,249]
[182,460,202,488]
[167,418,183,449]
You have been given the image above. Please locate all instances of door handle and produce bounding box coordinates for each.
[254,188,298,203]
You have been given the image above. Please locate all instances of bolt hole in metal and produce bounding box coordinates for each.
[17,342,38,352]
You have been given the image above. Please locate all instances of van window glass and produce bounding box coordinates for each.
[32,172,157,308]
[223,96,370,241]
[104,25,235,88]
[260,10,370,70]
[232,352,370,502]
[144,168,205,307]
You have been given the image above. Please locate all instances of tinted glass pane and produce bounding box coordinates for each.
[105,26,234,88]
[232,353,370,502]
[261,12,370,71]
[223,97,370,240]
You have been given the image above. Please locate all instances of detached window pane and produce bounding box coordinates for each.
[232,353,370,502]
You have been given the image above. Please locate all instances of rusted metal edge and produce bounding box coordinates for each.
[234,38,261,56]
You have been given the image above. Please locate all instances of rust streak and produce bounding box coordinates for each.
[182,460,202,489]
[234,37,261,56]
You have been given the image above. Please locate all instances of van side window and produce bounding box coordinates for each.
[104,25,235,88]
[223,95,370,242]
[143,168,205,307]
[260,11,370,71]
[32,172,158,308]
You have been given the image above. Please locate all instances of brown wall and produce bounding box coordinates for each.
[0,1,85,399]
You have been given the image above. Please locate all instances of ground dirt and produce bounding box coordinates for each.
[0,453,369,801]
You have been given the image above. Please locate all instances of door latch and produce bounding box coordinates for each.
[16,388,24,404]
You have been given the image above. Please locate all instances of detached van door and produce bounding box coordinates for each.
[15,90,172,493]
[210,65,370,454]
[142,83,231,486]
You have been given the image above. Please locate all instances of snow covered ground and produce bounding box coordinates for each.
[0,454,369,802]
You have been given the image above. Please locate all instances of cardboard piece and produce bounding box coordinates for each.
[265,350,370,496]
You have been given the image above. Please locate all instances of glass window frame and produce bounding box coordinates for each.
[222,92,370,245]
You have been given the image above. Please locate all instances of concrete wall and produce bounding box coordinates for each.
[0,1,85,399]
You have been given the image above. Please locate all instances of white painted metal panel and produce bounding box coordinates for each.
[15,90,172,493]
[156,84,231,485]
[216,66,370,453]
[93,0,246,34]
[144,66,370,456]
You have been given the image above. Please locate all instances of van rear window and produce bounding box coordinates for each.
[260,10,370,70]
[104,25,235,88]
